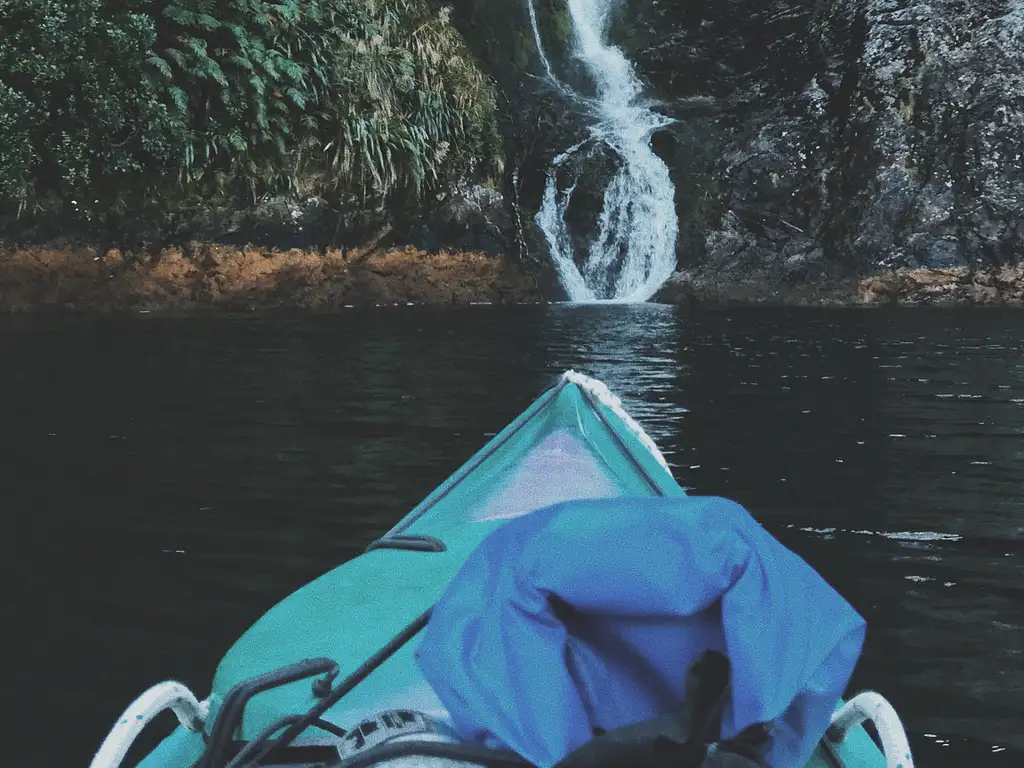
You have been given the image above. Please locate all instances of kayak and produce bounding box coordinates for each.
[91,371,914,768]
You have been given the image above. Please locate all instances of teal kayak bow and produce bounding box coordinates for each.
[90,371,913,768]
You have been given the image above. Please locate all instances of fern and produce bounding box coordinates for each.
[0,0,501,224]
[163,5,195,25]
[185,37,208,58]
[260,53,280,79]
[201,59,228,86]
[169,86,188,113]
[223,22,247,42]
[194,13,220,30]
[164,47,187,70]
[284,86,305,108]
[229,54,254,71]
[147,55,173,79]
[278,59,304,84]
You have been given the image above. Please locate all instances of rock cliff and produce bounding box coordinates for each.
[461,0,1024,303]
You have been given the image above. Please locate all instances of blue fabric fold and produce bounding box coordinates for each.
[415,496,865,768]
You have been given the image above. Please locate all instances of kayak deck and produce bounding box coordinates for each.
[208,376,683,736]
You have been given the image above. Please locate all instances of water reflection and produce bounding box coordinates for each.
[541,302,689,462]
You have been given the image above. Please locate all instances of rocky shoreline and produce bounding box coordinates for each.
[857,265,1024,306]
[0,243,544,313]
[4,242,1023,312]
[655,265,1024,307]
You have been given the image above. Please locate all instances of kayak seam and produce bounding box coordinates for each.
[578,386,664,496]
[561,370,671,471]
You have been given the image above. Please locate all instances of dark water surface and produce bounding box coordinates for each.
[4,305,1023,766]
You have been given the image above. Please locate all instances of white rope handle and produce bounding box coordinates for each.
[827,691,914,768]
[90,681,209,768]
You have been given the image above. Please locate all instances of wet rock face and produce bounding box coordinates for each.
[827,0,1024,273]
[634,0,1024,279]
[468,0,1024,292]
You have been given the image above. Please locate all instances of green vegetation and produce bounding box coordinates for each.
[0,0,501,230]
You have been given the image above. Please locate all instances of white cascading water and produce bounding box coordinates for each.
[528,0,678,302]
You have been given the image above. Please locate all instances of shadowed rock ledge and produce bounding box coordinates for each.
[859,265,1024,305]
[652,265,1024,306]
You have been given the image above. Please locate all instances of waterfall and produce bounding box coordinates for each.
[527,0,678,303]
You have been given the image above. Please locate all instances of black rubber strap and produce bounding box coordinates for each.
[365,535,446,553]
[240,610,434,766]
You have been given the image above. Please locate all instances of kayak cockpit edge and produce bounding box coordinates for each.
[90,678,915,768]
